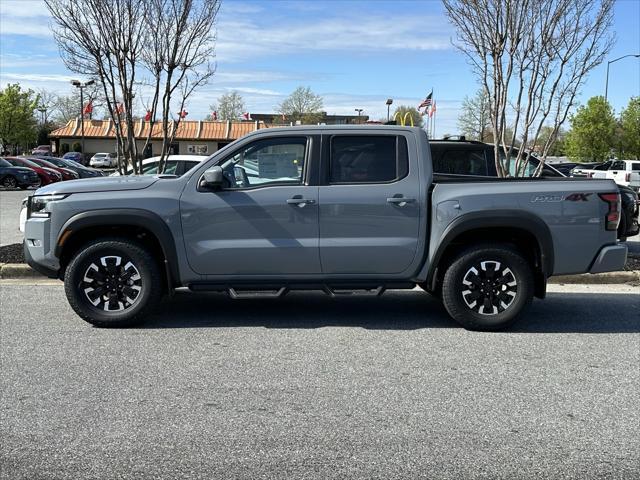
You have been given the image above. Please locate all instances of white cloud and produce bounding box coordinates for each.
[231,87,282,96]
[0,0,48,18]
[0,0,52,37]
[214,70,307,83]
[0,72,76,83]
[215,14,453,62]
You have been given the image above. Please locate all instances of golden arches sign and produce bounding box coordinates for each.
[393,111,414,127]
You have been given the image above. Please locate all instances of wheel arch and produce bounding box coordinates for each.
[55,209,180,288]
[426,211,554,299]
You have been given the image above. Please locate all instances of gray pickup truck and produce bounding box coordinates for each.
[24,126,627,330]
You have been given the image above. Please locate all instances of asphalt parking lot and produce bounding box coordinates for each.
[1,281,638,479]
[0,190,31,246]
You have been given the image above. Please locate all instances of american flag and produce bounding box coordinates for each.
[417,91,433,110]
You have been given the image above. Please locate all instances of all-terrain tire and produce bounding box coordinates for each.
[441,245,534,331]
[64,238,163,327]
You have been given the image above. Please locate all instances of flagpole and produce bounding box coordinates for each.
[431,89,435,138]
[425,113,430,138]
[432,103,436,138]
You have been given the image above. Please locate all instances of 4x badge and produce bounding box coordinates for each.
[531,193,593,202]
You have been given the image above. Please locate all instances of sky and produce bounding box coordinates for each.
[1,0,639,137]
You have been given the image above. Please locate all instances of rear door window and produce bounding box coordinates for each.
[329,135,408,183]
[611,161,625,170]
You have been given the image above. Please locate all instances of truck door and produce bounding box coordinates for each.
[607,160,626,184]
[180,135,321,276]
[318,133,422,275]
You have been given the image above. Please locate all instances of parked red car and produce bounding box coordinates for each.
[26,156,79,181]
[4,157,62,185]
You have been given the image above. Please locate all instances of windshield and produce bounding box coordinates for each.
[12,158,38,167]
[30,158,56,168]
[64,159,84,168]
[0,158,11,167]
[46,158,71,168]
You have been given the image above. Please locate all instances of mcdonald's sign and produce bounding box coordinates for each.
[393,111,415,127]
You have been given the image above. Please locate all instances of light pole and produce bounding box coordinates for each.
[385,98,393,122]
[37,106,47,125]
[605,54,640,102]
[354,108,363,124]
[71,79,95,155]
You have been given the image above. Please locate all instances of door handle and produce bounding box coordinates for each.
[387,196,415,205]
[287,197,316,207]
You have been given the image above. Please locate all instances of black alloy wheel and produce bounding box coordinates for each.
[2,176,17,188]
[64,238,163,327]
[441,245,534,331]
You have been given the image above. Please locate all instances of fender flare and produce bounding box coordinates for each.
[55,209,180,285]
[426,210,554,288]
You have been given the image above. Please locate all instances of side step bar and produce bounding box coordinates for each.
[227,287,289,299]
[322,286,386,297]
[188,282,414,299]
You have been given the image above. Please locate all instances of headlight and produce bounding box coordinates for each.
[27,194,69,218]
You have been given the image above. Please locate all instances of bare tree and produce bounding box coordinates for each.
[45,0,146,173]
[443,0,614,176]
[50,84,104,125]
[278,86,324,124]
[457,89,490,141]
[35,89,58,125]
[140,0,220,173]
[207,91,245,121]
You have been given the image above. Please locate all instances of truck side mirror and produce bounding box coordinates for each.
[201,166,224,190]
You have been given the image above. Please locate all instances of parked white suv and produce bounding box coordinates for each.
[605,159,640,192]
[89,153,117,168]
[110,155,208,176]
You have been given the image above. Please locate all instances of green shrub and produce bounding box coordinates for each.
[72,142,82,152]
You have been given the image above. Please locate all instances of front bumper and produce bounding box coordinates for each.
[23,217,60,279]
[589,244,628,274]
[17,175,40,187]
[24,240,59,278]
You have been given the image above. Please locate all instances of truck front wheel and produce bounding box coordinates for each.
[441,245,534,331]
[64,238,163,327]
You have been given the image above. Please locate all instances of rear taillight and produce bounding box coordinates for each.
[598,192,621,231]
[625,173,630,182]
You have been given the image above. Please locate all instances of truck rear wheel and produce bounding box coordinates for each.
[64,238,163,327]
[441,245,534,331]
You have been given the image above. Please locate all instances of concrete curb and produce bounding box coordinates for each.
[1,262,639,285]
[549,271,640,285]
[0,263,48,279]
